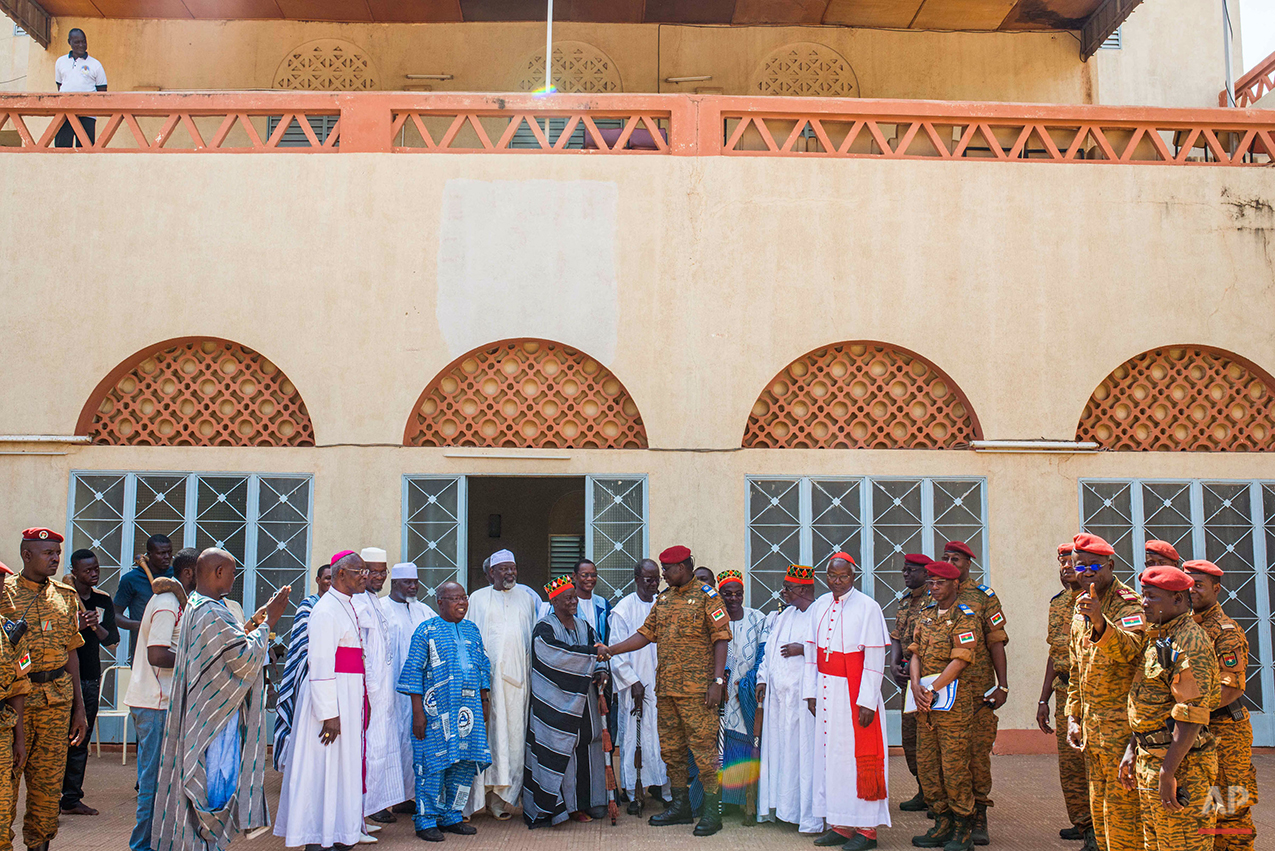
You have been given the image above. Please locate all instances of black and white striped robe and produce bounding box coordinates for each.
[521,613,609,827]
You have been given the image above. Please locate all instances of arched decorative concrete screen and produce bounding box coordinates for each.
[274,39,377,91]
[514,42,622,94]
[405,339,647,449]
[78,338,315,447]
[751,42,859,98]
[1077,346,1275,451]
[742,342,980,449]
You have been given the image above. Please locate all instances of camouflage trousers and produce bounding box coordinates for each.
[10,682,72,847]
[916,708,974,818]
[1136,745,1217,851]
[0,703,17,851]
[657,696,720,794]
[971,702,997,808]
[901,710,918,778]
[1083,719,1142,851]
[1054,683,1091,829]
[1212,712,1257,851]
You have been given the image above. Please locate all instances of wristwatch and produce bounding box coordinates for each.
[713,677,725,686]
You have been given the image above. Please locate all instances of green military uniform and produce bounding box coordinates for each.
[1047,587,1090,832]
[1194,603,1257,850]
[908,600,979,819]
[0,576,83,849]
[891,586,926,783]
[1065,579,1145,851]
[1095,610,1220,851]
[954,577,1008,815]
[0,619,32,851]
[637,581,732,794]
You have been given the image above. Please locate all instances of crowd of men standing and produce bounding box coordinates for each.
[0,526,1258,851]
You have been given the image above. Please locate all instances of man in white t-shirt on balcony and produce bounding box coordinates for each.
[53,28,107,148]
[123,548,196,851]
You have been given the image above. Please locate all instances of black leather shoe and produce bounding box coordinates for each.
[815,830,847,846]
[649,787,693,826]
[369,810,396,824]
[899,790,928,812]
[627,800,642,816]
[1060,826,1082,840]
[415,828,445,842]
[440,823,475,836]
[843,835,877,851]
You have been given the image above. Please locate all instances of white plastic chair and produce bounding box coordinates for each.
[93,665,132,765]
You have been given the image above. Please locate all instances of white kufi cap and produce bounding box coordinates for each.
[489,549,515,566]
[391,562,418,580]
[361,547,387,563]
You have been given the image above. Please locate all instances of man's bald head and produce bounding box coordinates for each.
[436,581,469,622]
[195,548,237,598]
[330,553,368,596]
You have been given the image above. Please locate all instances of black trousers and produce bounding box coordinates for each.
[54,115,96,148]
[59,677,99,808]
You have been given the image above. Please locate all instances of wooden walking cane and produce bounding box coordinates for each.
[634,701,646,813]
[599,690,620,825]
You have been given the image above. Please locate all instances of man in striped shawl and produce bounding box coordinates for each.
[522,575,610,828]
[273,563,331,771]
[153,549,290,851]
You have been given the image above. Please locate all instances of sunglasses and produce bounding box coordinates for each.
[1072,563,1104,574]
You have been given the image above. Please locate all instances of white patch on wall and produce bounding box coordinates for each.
[437,179,618,363]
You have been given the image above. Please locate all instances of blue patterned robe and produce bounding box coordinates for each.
[272,593,317,771]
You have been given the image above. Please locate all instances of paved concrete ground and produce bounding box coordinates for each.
[35,754,1273,851]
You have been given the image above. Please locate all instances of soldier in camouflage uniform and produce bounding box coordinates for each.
[1036,543,1092,848]
[0,561,32,851]
[1065,533,1145,851]
[890,553,931,813]
[908,558,979,851]
[1184,559,1257,851]
[939,541,1007,846]
[1,529,88,851]
[601,545,732,837]
[1081,565,1220,851]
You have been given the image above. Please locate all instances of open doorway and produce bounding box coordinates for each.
[466,476,585,592]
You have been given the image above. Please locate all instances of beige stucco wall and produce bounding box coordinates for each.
[22,18,1092,103]
[0,152,1273,740]
[0,20,31,92]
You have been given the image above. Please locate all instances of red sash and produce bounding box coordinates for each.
[817,649,888,802]
[334,646,370,791]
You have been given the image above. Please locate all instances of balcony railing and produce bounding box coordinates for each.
[2,92,1273,166]
[1222,49,1275,108]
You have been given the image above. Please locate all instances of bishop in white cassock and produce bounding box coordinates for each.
[354,547,408,822]
[464,549,537,818]
[803,553,891,850]
[757,564,822,834]
[608,559,667,812]
[276,551,370,849]
[384,562,436,802]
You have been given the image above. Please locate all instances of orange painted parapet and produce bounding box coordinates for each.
[404,339,648,450]
[1076,346,1275,451]
[1,91,1273,164]
[742,342,980,450]
[1222,49,1275,108]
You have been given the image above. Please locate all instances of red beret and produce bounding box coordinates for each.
[904,553,932,566]
[659,545,692,565]
[1140,566,1193,592]
[1145,540,1180,562]
[926,560,961,580]
[1182,559,1223,577]
[1058,543,1074,556]
[21,528,63,544]
[1073,532,1114,557]
[943,540,975,559]
[828,551,856,566]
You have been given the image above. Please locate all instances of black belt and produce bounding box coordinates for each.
[1134,726,1210,751]
[29,666,66,684]
[1211,702,1245,721]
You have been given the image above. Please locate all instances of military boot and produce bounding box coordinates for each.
[1059,826,1082,840]
[912,812,955,847]
[692,791,723,836]
[970,805,989,846]
[943,815,974,851]
[899,789,928,812]
[1079,826,1099,851]
[649,787,693,826]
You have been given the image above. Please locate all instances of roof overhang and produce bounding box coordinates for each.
[7,0,1146,58]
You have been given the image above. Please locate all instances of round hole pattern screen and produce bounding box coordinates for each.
[406,340,647,449]
[742,342,977,449]
[87,340,315,446]
[1077,346,1275,451]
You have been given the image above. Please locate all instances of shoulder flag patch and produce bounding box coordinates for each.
[710,607,729,624]
[1120,614,1144,629]
[1221,651,1240,668]
[957,631,976,645]
[989,611,1005,628]
[17,651,30,673]
[957,604,975,616]
[977,584,996,598]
